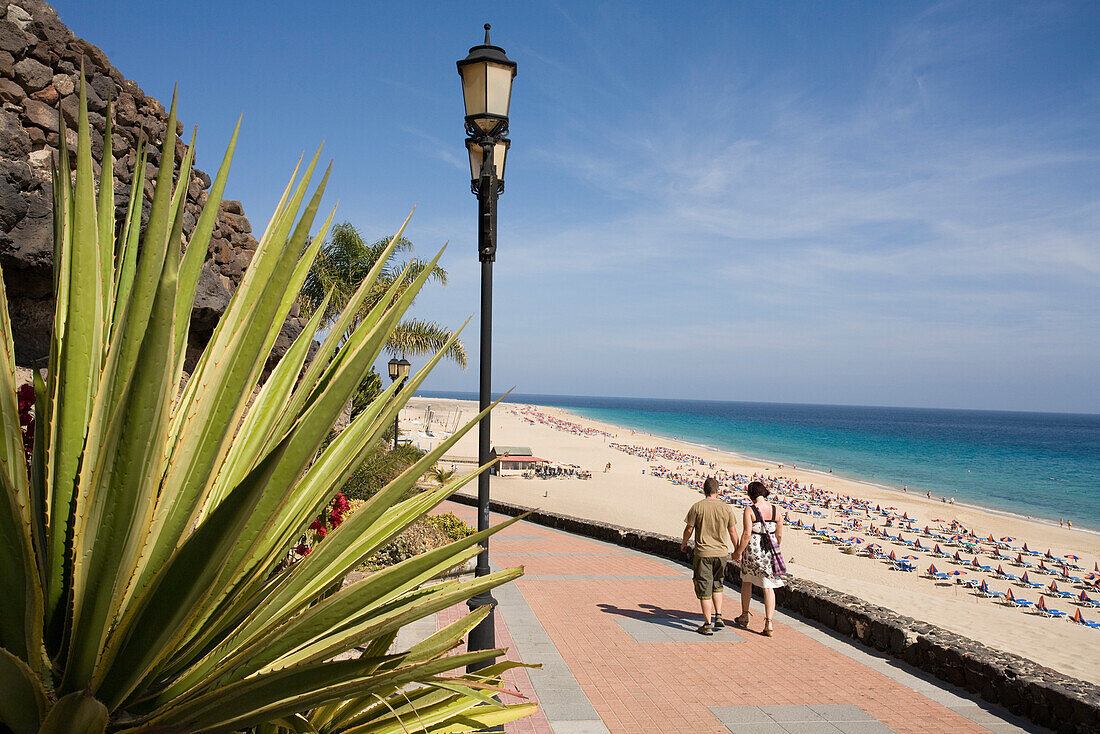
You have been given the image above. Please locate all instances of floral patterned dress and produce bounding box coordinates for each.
[740,504,785,589]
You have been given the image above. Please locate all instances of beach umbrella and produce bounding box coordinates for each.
[889,550,898,560]
[1049,580,1060,592]
[948,570,966,576]
[1005,588,1016,601]
[1000,536,1015,543]
[1045,549,1056,559]
[901,554,918,561]
[1064,554,1081,561]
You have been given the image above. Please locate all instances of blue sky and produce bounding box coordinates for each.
[54,1,1099,413]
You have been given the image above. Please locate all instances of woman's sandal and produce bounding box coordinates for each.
[733,612,750,629]
[762,618,774,637]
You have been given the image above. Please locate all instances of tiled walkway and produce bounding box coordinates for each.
[430,502,1047,734]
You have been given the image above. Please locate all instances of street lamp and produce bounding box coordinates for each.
[458,23,515,670]
[387,357,411,450]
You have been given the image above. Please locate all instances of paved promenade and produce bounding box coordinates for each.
[429,501,1047,734]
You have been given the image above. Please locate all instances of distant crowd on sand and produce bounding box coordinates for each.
[509,405,613,438]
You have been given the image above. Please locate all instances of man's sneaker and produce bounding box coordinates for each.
[712,615,725,630]
[696,622,714,636]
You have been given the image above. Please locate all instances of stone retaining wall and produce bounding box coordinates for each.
[449,492,1100,733]
[0,0,307,369]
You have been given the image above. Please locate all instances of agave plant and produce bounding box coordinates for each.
[0,79,534,731]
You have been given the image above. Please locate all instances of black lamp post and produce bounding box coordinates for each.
[458,23,515,671]
[387,357,411,450]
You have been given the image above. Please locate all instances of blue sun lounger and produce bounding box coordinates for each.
[1019,574,1044,589]
[1071,610,1100,629]
[1035,598,1067,619]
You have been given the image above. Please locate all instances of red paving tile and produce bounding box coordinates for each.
[428,501,1001,733]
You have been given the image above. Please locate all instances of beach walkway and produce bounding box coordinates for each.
[429,500,1046,734]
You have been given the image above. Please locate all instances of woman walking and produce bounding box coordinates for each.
[733,480,785,636]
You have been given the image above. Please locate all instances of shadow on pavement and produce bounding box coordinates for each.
[596,602,701,631]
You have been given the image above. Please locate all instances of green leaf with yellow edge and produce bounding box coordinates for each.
[45,70,106,636]
[0,643,47,733]
[140,154,329,593]
[36,691,108,734]
[65,189,183,694]
[151,647,507,733]
[173,119,239,365]
[97,433,292,710]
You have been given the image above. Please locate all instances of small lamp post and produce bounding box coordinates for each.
[457,23,515,671]
[387,357,411,450]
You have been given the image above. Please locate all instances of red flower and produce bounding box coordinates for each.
[295,543,311,556]
[315,526,327,538]
[309,518,324,531]
[333,493,349,512]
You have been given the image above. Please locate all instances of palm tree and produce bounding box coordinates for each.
[299,222,467,367]
[429,466,458,487]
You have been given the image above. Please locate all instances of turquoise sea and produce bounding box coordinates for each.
[419,392,1100,531]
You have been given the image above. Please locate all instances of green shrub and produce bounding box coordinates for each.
[425,512,475,541]
[341,441,426,502]
[364,513,473,570]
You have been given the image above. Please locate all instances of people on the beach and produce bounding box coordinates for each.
[733,480,785,637]
[681,477,739,635]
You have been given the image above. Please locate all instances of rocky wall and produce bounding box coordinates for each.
[0,0,306,369]
[447,493,1100,733]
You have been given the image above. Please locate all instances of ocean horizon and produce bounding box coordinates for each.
[417,391,1100,531]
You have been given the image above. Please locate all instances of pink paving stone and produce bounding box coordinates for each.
[421,500,1007,733]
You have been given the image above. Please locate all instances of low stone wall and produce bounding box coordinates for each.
[449,492,1100,733]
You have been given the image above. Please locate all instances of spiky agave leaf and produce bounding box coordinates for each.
[0,76,533,732]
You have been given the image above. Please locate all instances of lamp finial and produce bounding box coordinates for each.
[484,24,491,44]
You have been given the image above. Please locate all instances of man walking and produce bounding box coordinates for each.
[681,477,739,635]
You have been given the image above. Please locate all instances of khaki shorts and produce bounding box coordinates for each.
[693,555,726,599]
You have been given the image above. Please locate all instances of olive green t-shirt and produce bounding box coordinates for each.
[685,497,735,558]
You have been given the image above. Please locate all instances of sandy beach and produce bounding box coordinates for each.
[401,396,1100,684]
